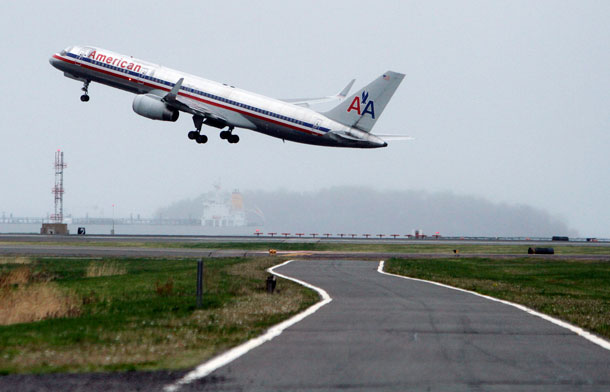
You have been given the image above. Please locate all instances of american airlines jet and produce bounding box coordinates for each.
[50,45,407,148]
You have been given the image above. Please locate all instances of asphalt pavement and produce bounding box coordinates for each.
[176,259,610,391]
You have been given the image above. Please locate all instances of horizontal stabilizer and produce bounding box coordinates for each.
[374,134,414,141]
[337,79,356,98]
[282,79,355,107]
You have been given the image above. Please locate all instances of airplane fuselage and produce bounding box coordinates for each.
[50,45,393,148]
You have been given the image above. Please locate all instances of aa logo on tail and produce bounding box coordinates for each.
[347,91,375,119]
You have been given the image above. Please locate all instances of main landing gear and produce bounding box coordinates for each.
[220,127,239,144]
[80,80,90,102]
[188,130,207,144]
[188,115,208,144]
[187,116,239,145]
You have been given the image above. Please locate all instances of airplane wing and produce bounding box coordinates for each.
[158,78,229,124]
[281,79,355,107]
[175,95,216,117]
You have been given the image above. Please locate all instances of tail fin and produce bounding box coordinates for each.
[322,71,405,132]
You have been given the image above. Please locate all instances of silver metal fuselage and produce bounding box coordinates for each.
[49,45,386,148]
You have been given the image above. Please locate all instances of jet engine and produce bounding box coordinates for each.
[132,94,179,121]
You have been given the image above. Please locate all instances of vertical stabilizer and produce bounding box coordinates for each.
[322,71,404,132]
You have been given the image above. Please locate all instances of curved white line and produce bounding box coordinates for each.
[164,259,332,392]
[377,260,610,351]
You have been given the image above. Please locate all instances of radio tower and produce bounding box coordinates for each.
[51,150,67,223]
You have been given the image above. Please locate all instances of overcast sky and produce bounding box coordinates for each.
[0,1,608,236]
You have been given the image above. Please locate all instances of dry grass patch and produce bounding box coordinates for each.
[0,256,33,265]
[219,257,313,324]
[86,261,127,277]
[188,289,308,334]
[227,256,279,281]
[0,283,81,325]
[0,265,55,289]
[0,266,80,325]
[0,266,33,287]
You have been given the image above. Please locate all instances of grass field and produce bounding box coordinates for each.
[2,240,609,255]
[385,257,610,339]
[0,256,317,374]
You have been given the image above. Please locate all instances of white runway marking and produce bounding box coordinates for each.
[377,260,610,351]
[164,259,332,392]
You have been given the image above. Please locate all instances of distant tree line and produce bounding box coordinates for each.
[155,186,576,237]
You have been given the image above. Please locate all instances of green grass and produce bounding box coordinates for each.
[0,257,317,374]
[385,257,610,339]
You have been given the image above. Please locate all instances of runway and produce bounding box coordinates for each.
[1,243,609,261]
[3,259,609,391]
[1,233,609,247]
[1,234,609,260]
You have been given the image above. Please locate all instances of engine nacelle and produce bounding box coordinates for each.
[132,94,179,122]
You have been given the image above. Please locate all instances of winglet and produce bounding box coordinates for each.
[337,79,355,98]
[164,77,184,101]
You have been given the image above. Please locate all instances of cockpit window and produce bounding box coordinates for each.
[60,46,73,56]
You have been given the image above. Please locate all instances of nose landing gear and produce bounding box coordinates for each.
[80,80,90,102]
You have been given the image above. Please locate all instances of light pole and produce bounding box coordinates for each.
[111,203,115,235]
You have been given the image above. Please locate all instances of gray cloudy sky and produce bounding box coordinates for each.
[0,1,608,236]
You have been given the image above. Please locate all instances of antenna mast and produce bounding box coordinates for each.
[51,150,67,223]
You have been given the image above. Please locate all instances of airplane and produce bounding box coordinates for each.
[49,45,409,148]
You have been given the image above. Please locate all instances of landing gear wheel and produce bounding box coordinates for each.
[80,80,90,102]
[228,134,239,144]
[220,130,230,140]
[190,115,208,144]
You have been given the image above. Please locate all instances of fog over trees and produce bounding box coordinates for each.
[156,187,576,237]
